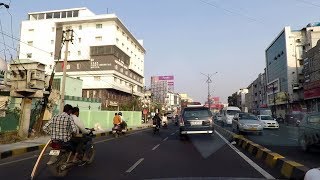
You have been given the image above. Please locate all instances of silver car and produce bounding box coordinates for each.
[232,113,264,135]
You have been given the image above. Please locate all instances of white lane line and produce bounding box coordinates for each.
[288,138,298,141]
[94,128,150,144]
[175,130,178,133]
[152,144,161,151]
[269,133,279,136]
[0,155,38,166]
[215,131,275,179]
[171,132,175,135]
[126,158,144,173]
[163,137,169,141]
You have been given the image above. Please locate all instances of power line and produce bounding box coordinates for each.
[6,8,15,52]
[197,0,263,23]
[0,18,8,61]
[295,0,320,8]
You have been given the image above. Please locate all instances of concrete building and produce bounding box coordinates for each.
[245,83,254,113]
[179,93,193,103]
[165,92,180,112]
[150,76,174,104]
[303,40,320,112]
[265,24,320,116]
[19,8,146,109]
[238,88,248,112]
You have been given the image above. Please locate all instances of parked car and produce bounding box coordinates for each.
[232,112,264,135]
[257,115,279,129]
[179,106,214,139]
[298,112,320,152]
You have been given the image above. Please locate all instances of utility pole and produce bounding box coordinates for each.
[272,83,277,118]
[59,29,73,113]
[201,72,217,111]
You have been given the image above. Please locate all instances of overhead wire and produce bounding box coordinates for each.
[197,0,263,23]
[0,18,8,61]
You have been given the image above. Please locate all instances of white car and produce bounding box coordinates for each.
[304,167,320,180]
[257,115,279,129]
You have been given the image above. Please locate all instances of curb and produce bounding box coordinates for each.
[0,125,152,160]
[213,124,310,180]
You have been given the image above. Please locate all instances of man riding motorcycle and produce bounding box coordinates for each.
[43,104,77,162]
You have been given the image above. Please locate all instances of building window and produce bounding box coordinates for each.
[46,13,53,19]
[68,51,70,56]
[122,43,124,47]
[78,38,81,43]
[50,52,53,57]
[27,53,32,58]
[27,41,33,46]
[73,10,79,17]
[96,24,102,29]
[95,36,102,41]
[53,12,60,19]
[86,91,89,98]
[67,11,72,18]
[51,27,55,32]
[78,51,81,56]
[28,29,34,32]
[116,38,119,43]
[61,11,66,18]
[120,68,123,73]
[125,71,128,75]
[38,13,44,20]
[51,40,54,44]
[79,25,82,30]
[94,76,101,81]
[114,77,117,82]
[120,79,123,84]
[115,65,118,70]
[77,63,81,69]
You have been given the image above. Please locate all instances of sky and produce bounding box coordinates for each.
[1,0,320,103]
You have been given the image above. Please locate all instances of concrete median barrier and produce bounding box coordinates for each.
[214,123,310,180]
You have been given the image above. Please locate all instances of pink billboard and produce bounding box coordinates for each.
[158,76,174,81]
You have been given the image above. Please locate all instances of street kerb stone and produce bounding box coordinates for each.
[280,159,309,179]
[265,152,284,168]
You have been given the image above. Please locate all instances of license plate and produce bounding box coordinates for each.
[249,128,257,130]
[191,122,202,125]
[49,150,60,156]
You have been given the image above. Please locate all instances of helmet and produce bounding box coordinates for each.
[118,112,122,116]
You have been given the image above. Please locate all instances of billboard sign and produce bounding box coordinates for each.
[266,78,280,95]
[158,76,174,81]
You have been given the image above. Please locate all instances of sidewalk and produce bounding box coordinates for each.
[0,123,152,160]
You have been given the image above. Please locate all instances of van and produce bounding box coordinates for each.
[221,106,241,126]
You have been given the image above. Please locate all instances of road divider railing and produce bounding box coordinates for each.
[0,124,153,160]
[213,124,310,180]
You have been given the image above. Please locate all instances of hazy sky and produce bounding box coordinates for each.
[1,0,320,103]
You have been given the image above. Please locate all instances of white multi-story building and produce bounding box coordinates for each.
[19,7,146,109]
[265,24,320,116]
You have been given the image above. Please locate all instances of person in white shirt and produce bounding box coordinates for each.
[71,107,89,135]
[71,107,89,162]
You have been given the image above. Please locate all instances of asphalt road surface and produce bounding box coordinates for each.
[0,125,276,180]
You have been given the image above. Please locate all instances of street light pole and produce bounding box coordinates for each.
[201,72,218,110]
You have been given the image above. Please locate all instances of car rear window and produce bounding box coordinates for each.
[183,108,212,119]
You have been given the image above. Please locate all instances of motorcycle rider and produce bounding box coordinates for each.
[113,113,121,128]
[118,112,127,130]
[153,113,162,128]
[43,104,77,162]
[71,107,90,162]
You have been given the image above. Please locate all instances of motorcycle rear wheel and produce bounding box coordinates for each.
[48,154,69,177]
[85,147,95,165]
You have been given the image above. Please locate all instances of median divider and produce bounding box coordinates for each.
[214,123,310,180]
[0,124,153,160]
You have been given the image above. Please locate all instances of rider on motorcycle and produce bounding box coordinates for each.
[118,112,127,130]
[153,113,162,128]
[43,104,78,162]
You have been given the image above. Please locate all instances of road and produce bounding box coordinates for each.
[0,124,275,180]
[219,122,320,169]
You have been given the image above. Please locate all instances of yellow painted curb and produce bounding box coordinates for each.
[256,147,271,159]
[265,152,284,167]
[281,160,304,178]
[12,148,27,156]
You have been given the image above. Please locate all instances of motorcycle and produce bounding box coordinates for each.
[153,124,160,134]
[112,121,128,138]
[47,128,96,177]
